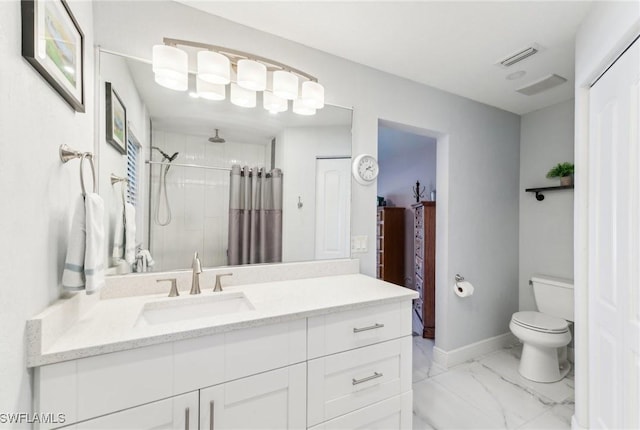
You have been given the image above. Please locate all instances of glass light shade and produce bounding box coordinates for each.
[301,80,325,109]
[237,59,267,91]
[272,71,299,100]
[152,45,188,91]
[263,91,288,113]
[196,77,225,101]
[292,98,316,116]
[230,83,256,108]
[197,51,230,84]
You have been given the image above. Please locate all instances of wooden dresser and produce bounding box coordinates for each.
[412,201,436,339]
[376,207,405,286]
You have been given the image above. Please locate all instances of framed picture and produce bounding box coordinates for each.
[105,82,127,155]
[21,0,85,112]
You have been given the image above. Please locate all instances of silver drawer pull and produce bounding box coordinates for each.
[353,323,384,333]
[210,401,215,430]
[352,372,383,385]
[185,407,190,430]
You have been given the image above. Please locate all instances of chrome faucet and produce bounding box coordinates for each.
[190,252,202,295]
[214,273,233,292]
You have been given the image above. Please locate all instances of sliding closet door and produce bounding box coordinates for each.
[587,36,639,429]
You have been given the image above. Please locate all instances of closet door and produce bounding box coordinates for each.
[587,36,639,429]
[200,363,306,430]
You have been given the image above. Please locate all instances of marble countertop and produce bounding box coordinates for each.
[27,274,417,367]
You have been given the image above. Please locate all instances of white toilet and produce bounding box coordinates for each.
[509,275,574,383]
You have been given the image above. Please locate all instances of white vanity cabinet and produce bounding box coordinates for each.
[199,363,307,430]
[33,299,414,430]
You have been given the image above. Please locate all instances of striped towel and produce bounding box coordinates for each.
[62,194,105,294]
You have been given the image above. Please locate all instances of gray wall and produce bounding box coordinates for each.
[519,100,574,311]
[0,1,95,423]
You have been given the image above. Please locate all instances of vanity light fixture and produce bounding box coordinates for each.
[152,37,325,115]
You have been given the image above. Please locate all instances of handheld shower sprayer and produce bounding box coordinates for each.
[151,146,179,226]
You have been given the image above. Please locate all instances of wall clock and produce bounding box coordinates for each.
[352,154,379,185]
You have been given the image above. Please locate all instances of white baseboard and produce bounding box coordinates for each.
[432,332,518,369]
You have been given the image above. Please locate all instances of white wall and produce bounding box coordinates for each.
[97,52,150,267]
[574,2,640,428]
[93,0,520,352]
[276,126,351,262]
[0,1,95,424]
[378,126,437,288]
[150,129,268,271]
[519,100,574,311]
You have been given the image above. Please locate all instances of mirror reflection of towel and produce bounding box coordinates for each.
[112,202,136,266]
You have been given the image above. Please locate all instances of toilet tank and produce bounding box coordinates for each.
[531,275,574,322]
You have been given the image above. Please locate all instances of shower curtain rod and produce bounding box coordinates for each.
[146,160,232,172]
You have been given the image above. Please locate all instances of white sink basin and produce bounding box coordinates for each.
[137,292,254,326]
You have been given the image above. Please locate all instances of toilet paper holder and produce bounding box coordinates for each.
[455,274,465,282]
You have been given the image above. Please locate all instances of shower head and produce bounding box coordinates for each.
[208,129,226,143]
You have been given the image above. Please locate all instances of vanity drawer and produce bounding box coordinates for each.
[307,391,412,430]
[308,301,411,359]
[307,336,412,427]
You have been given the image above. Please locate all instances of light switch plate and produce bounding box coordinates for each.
[350,235,368,253]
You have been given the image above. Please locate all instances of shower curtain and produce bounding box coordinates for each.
[227,165,283,265]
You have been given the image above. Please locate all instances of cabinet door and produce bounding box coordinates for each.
[68,391,198,430]
[200,363,306,430]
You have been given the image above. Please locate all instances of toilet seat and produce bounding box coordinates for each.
[511,311,569,334]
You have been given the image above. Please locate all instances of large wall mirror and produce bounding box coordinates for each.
[97,50,353,275]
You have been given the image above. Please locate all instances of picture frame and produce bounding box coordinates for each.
[21,0,85,112]
[105,82,127,155]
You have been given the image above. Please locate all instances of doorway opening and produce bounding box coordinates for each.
[377,119,441,376]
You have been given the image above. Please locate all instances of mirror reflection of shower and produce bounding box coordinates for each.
[151,146,179,226]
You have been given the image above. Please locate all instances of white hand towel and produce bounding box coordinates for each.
[112,200,124,261]
[84,193,106,294]
[62,194,105,294]
[124,202,137,265]
[62,196,87,291]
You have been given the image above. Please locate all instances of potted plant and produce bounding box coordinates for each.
[546,162,575,186]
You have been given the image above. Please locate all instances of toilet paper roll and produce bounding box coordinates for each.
[455,281,474,298]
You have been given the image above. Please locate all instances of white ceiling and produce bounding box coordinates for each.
[178,1,594,115]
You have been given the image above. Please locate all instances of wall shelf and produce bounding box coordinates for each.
[525,185,574,201]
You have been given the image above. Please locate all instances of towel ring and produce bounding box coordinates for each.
[80,153,97,196]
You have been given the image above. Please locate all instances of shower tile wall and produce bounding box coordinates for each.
[150,130,268,271]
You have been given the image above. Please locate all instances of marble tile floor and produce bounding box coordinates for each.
[412,336,574,430]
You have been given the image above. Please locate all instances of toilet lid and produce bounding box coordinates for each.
[512,311,568,333]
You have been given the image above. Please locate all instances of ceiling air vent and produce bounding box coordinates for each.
[516,74,568,96]
[497,44,541,68]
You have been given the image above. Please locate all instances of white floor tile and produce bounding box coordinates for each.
[413,335,435,383]
[431,361,552,429]
[477,348,574,404]
[413,378,507,429]
[517,405,573,429]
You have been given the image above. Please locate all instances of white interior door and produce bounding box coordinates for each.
[588,36,640,429]
[315,158,351,260]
